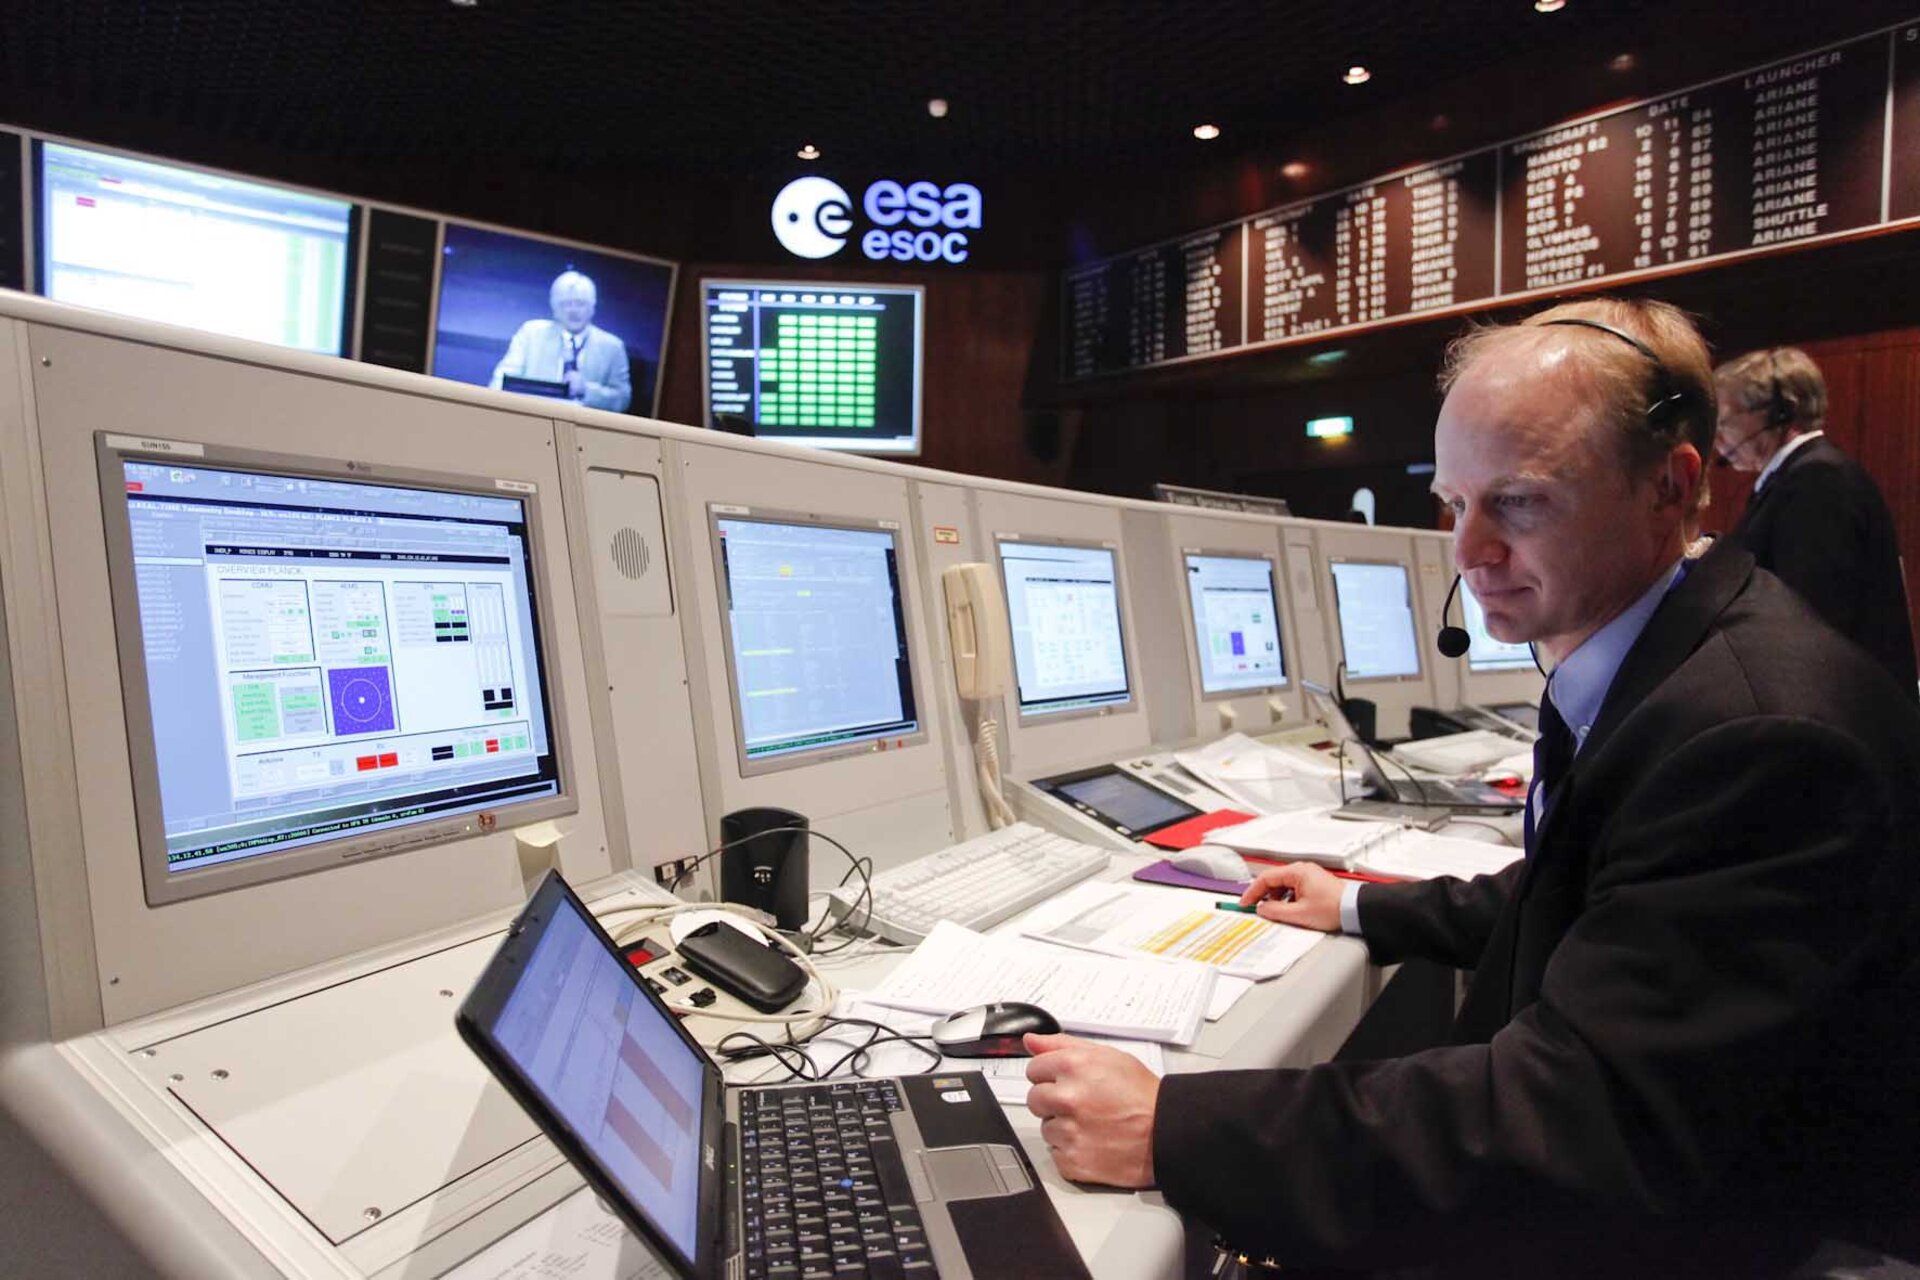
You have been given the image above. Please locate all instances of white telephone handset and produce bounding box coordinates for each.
[941,562,1018,827]
[942,562,1011,700]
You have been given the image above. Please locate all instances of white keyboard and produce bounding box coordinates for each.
[831,822,1111,945]
[1391,729,1529,777]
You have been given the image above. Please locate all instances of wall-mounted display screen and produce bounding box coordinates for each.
[1461,582,1534,672]
[710,509,923,772]
[37,141,354,355]
[1184,552,1286,696]
[433,221,674,417]
[997,537,1132,718]
[1327,558,1421,680]
[703,281,924,455]
[99,440,567,904]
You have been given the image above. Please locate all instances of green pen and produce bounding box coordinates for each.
[1215,901,1258,914]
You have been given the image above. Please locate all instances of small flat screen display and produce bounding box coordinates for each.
[433,221,674,416]
[713,513,920,765]
[486,887,708,1261]
[1328,559,1421,680]
[1184,552,1286,695]
[38,141,353,355]
[998,538,1132,717]
[111,453,562,890]
[1461,582,1534,671]
[703,282,923,455]
[1045,769,1197,837]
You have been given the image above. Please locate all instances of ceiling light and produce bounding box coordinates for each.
[1609,52,1636,72]
[927,98,949,119]
[1281,161,1310,179]
[1192,123,1221,141]
[449,0,477,7]
[796,143,821,160]
[1307,349,1349,367]
[1343,65,1371,85]
[1534,0,1566,11]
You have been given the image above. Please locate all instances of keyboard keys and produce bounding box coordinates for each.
[834,822,1110,945]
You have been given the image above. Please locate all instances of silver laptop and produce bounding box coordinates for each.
[458,871,1090,1279]
[1302,680,1521,814]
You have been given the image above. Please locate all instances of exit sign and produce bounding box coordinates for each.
[1306,416,1354,439]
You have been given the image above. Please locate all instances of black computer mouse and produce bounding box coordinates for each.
[929,1002,1062,1057]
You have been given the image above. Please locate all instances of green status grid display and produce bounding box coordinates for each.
[758,314,878,430]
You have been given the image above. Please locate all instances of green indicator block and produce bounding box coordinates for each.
[231,682,280,743]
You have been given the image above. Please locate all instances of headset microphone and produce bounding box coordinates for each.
[1436,573,1471,658]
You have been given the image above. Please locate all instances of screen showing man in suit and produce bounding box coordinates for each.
[432,221,672,416]
[490,270,631,412]
[1714,346,1916,693]
[1024,299,1920,1277]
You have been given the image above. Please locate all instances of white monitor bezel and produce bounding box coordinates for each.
[994,532,1139,725]
[706,503,931,777]
[95,434,578,907]
[1181,546,1290,701]
[1326,554,1425,684]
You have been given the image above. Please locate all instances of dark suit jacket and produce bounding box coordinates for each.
[1727,435,1917,693]
[1153,546,1920,1277]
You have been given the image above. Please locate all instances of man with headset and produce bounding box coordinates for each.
[1024,299,1920,1276]
[1714,346,1916,692]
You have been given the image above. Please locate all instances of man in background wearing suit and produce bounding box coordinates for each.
[1714,346,1916,693]
[490,269,633,413]
[1024,299,1920,1277]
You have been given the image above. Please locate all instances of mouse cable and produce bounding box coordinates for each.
[713,1017,943,1085]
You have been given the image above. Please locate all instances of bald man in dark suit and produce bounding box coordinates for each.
[1023,301,1920,1277]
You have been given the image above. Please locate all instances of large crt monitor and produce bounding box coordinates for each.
[1327,558,1422,680]
[710,508,926,774]
[997,536,1134,718]
[97,438,569,905]
[1461,582,1534,672]
[1184,551,1287,696]
[703,281,924,455]
[433,220,675,416]
[36,141,355,355]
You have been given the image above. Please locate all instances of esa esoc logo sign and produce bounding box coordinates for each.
[772,176,982,264]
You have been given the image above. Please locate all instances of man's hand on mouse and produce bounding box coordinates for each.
[1240,861,1344,931]
[1023,1033,1158,1188]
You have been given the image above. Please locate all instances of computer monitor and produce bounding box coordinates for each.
[36,140,355,356]
[433,220,675,417]
[1327,558,1422,681]
[996,536,1134,719]
[1461,581,1534,672]
[1183,551,1287,697]
[709,507,926,775]
[96,436,571,906]
[702,281,924,456]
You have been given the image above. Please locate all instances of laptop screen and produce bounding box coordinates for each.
[486,887,709,1260]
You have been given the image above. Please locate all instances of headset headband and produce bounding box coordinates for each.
[1538,316,1694,432]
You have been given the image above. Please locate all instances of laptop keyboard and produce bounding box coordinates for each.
[739,1080,935,1278]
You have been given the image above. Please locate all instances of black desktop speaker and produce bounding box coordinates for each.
[719,807,810,931]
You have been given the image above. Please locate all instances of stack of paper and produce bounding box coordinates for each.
[863,921,1214,1045]
[1206,812,1522,880]
[1173,733,1338,814]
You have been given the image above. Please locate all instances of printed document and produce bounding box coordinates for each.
[1019,881,1321,981]
[864,921,1213,1045]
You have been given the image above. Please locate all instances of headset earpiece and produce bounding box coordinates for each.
[1765,351,1795,427]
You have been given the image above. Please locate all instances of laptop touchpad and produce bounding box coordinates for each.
[920,1144,1031,1199]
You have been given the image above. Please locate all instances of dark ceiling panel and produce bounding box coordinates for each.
[0,0,1764,179]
